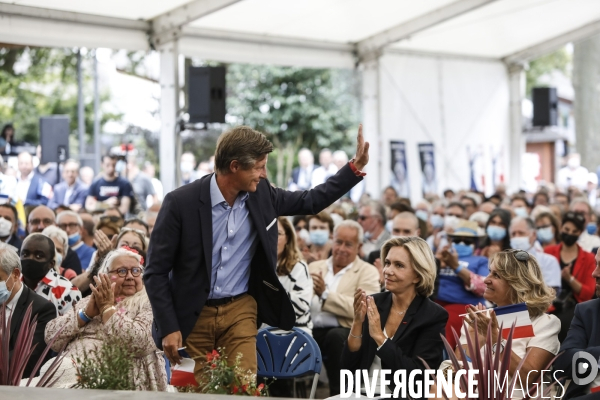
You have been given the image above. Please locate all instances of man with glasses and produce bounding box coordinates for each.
[57,211,95,270]
[27,205,82,275]
[509,216,561,294]
[570,197,600,252]
[358,200,390,258]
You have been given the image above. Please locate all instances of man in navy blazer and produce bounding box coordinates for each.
[145,125,369,378]
[48,160,88,211]
[553,250,600,398]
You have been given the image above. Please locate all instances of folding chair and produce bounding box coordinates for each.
[256,327,322,399]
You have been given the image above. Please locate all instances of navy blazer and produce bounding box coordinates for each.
[23,174,50,207]
[554,299,600,398]
[144,164,362,349]
[48,180,89,209]
[9,285,57,378]
[340,293,448,395]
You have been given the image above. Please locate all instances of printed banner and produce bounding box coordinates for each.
[390,141,409,198]
[418,143,437,196]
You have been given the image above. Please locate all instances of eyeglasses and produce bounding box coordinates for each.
[58,222,80,230]
[505,249,530,263]
[358,215,373,221]
[121,227,147,237]
[29,218,54,226]
[450,236,475,246]
[108,266,143,277]
[100,215,124,224]
[565,212,585,222]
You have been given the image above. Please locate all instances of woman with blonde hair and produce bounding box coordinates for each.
[340,236,448,397]
[275,216,313,334]
[438,249,560,399]
[43,247,167,390]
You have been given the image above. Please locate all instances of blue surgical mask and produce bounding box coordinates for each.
[68,232,81,246]
[431,214,445,229]
[510,236,531,251]
[415,210,429,222]
[514,207,529,218]
[0,276,13,304]
[115,160,126,173]
[56,253,63,267]
[587,222,597,235]
[486,226,506,241]
[309,230,329,246]
[452,242,473,258]
[536,227,554,244]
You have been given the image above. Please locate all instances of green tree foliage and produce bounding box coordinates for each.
[525,47,571,98]
[226,64,361,186]
[0,46,121,146]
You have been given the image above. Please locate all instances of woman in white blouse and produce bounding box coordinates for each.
[438,249,560,399]
[275,217,313,334]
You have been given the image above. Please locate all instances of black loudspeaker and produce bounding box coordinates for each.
[532,87,558,127]
[188,66,226,123]
[40,116,70,164]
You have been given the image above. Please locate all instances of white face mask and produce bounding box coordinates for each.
[510,236,532,251]
[0,218,13,237]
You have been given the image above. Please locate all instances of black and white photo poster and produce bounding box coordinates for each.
[418,143,437,196]
[390,141,409,198]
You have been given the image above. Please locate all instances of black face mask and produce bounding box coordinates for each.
[560,232,579,247]
[21,259,50,282]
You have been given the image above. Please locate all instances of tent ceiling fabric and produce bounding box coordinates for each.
[0,0,599,65]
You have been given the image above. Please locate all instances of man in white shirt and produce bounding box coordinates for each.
[311,148,338,188]
[308,220,380,396]
[570,197,600,252]
[0,241,56,378]
[557,153,589,192]
[288,148,316,191]
[509,216,561,293]
[15,152,52,208]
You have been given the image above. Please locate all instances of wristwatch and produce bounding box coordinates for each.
[491,339,506,354]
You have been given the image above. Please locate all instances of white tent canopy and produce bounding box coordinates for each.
[1,0,599,195]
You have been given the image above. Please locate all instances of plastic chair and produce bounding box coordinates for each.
[256,327,322,399]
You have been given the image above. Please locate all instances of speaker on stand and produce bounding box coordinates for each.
[40,115,70,185]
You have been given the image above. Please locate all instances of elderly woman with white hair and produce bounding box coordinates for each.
[43,247,167,390]
[42,225,76,280]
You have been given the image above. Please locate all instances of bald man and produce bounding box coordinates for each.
[15,152,52,208]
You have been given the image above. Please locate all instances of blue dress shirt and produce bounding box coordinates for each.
[208,174,258,299]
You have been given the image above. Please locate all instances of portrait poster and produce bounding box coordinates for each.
[390,141,409,198]
[418,143,437,196]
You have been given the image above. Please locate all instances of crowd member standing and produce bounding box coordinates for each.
[144,125,369,383]
[311,148,338,188]
[127,156,157,212]
[86,155,134,217]
[288,148,316,191]
[15,152,52,209]
[48,159,88,211]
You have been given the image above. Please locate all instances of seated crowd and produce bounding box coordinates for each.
[2,157,600,399]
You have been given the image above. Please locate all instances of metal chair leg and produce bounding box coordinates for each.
[309,373,320,399]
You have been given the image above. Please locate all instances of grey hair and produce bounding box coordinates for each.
[56,210,83,226]
[334,220,364,244]
[98,248,143,275]
[510,216,536,233]
[0,242,21,275]
[42,226,68,263]
[570,197,592,213]
[363,200,387,224]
